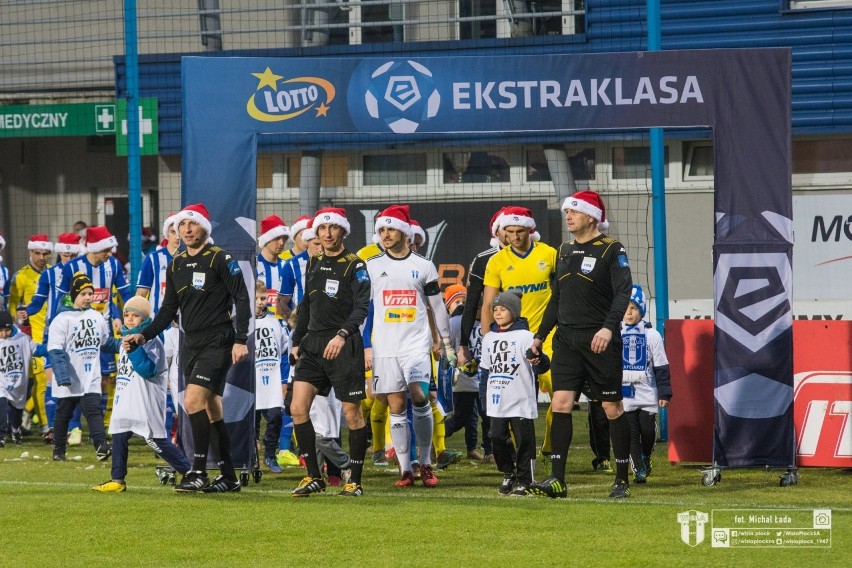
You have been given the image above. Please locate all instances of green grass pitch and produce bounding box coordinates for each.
[1,408,848,567]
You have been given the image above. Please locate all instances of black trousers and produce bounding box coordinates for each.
[490,416,536,485]
[588,399,611,461]
[255,407,283,459]
[445,391,479,451]
[624,408,657,471]
[53,393,107,453]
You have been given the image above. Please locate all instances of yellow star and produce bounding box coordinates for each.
[252,67,283,91]
[315,102,330,117]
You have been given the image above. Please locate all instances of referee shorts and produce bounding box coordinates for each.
[294,331,366,403]
[184,326,235,397]
[550,327,623,402]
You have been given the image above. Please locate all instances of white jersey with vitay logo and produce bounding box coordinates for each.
[366,252,439,358]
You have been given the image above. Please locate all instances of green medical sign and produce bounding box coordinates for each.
[0,101,118,137]
[115,98,159,156]
[0,99,159,156]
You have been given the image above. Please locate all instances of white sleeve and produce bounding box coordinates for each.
[98,314,111,343]
[427,293,452,339]
[47,317,68,351]
[279,320,291,354]
[646,328,669,367]
[163,329,176,360]
[479,332,492,372]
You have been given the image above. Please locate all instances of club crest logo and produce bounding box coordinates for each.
[677,510,708,547]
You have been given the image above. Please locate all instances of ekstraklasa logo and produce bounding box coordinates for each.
[364,60,440,133]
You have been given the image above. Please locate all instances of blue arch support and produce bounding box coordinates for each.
[182,49,794,469]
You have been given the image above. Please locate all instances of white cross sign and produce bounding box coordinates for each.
[94,105,116,133]
[121,107,153,148]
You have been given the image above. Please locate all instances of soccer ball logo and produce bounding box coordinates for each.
[364,60,441,134]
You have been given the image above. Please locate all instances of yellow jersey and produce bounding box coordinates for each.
[483,241,556,331]
[9,264,49,343]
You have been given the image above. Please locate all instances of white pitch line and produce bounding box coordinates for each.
[0,479,848,511]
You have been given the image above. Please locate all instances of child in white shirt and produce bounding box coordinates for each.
[480,290,550,496]
[47,273,119,462]
[93,296,191,492]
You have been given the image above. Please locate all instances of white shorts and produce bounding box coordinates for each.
[372,353,433,394]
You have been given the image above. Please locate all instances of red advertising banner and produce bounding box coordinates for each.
[667,320,852,467]
[666,320,714,464]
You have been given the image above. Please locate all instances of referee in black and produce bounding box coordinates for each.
[289,207,371,497]
[124,203,251,493]
[529,191,633,499]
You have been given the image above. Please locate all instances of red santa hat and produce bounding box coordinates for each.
[172,203,213,237]
[54,232,82,254]
[258,215,290,248]
[562,190,609,231]
[313,207,350,237]
[410,219,426,244]
[161,212,178,238]
[301,218,317,242]
[289,215,312,241]
[489,208,506,248]
[497,206,541,242]
[27,234,53,251]
[142,227,156,243]
[373,204,412,244]
[85,226,114,252]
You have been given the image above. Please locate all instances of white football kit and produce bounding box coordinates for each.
[366,252,448,394]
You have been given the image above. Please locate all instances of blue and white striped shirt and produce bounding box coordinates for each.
[58,255,131,316]
[278,250,310,308]
[28,262,70,322]
[0,263,9,311]
[257,252,288,317]
[136,247,175,314]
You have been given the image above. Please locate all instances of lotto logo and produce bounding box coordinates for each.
[383,289,417,306]
[794,371,852,467]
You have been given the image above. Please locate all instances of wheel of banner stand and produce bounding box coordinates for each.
[779,468,799,487]
[701,468,721,486]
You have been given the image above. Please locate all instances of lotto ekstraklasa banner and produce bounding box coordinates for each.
[181,48,793,468]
